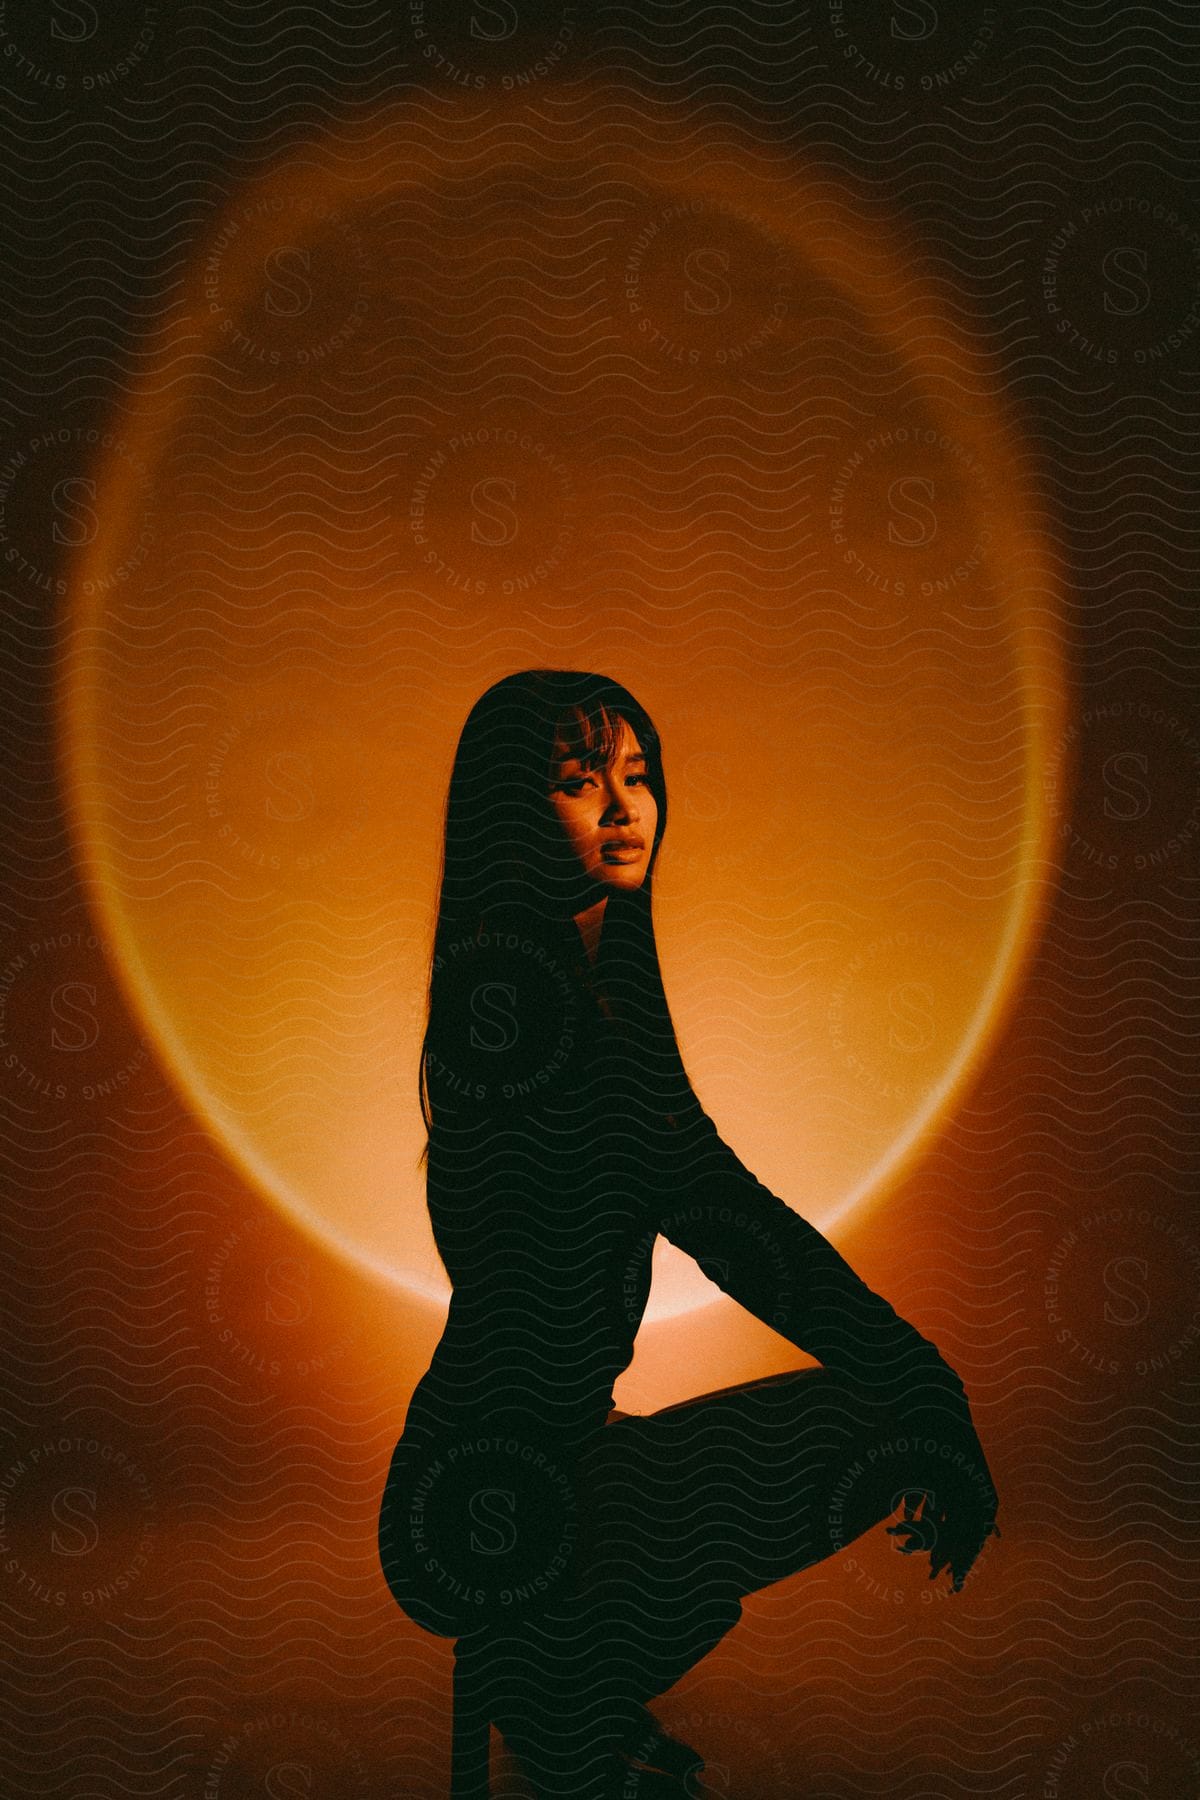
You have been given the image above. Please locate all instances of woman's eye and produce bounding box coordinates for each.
[551,777,592,795]
[626,773,648,787]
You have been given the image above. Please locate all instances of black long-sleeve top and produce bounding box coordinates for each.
[377,921,985,1641]
[381,921,976,1635]
[407,1025,970,1452]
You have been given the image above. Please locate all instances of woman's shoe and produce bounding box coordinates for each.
[619,1703,705,1782]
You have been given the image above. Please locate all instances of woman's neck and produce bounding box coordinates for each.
[573,896,607,969]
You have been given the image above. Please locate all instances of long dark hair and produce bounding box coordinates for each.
[418,669,691,1149]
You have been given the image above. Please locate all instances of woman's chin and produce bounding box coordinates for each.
[593,864,648,892]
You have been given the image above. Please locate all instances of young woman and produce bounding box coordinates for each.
[379,669,1000,1799]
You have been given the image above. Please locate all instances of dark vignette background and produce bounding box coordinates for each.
[1,4,1198,1797]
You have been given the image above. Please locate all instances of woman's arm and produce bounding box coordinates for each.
[655,1101,1001,1588]
[654,1100,973,1420]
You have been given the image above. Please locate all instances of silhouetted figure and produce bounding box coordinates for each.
[379,671,1000,1798]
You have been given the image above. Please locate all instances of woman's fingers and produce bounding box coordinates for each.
[885,1521,924,1553]
[942,1508,999,1590]
[882,1478,1000,1591]
[915,1490,999,1591]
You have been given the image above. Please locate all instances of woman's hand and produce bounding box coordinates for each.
[885,1445,1001,1592]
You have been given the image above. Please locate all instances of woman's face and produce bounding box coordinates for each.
[546,717,659,900]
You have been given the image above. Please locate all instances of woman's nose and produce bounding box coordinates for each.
[601,776,638,820]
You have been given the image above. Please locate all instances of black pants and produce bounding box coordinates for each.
[454,1365,937,1797]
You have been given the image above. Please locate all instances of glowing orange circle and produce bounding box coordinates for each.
[57,94,1064,1333]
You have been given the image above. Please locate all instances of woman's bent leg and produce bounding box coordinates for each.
[577,1365,924,1643]
[459,1613,647,1799]
[482,1365,924,1793]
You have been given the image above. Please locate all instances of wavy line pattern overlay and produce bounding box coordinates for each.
[3,6,1198,1798]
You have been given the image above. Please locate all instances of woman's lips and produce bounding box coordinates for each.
[600,840,644,861]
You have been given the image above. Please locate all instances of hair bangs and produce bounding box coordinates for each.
[552,701,619,770]
[551,701,650,775]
